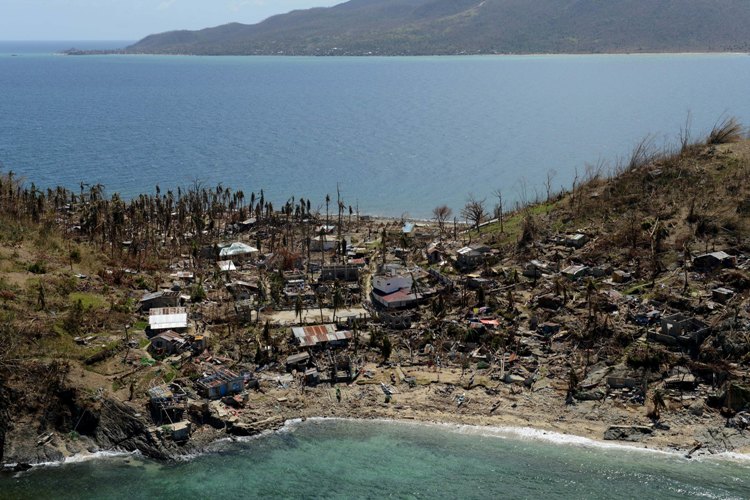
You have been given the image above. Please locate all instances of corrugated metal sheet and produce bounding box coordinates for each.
[149,307,188,330]
[219,242,259,257]
[150,315,188,330]
[153,330,185,342]
[292,324,351,347]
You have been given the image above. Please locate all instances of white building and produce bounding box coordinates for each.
[149,307,189,333]
[372,274,413,294]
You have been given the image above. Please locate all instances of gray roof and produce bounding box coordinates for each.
[140,290,179,303]
[219,242,259,257]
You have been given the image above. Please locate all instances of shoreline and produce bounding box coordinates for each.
[8,413,750,475]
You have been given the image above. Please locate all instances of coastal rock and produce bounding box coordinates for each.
[603,425,653,442]
[689,400,705,417]
[696,426,750,454]
[230,417,283,437]
[725,383,750,412]
[93,398,173,460]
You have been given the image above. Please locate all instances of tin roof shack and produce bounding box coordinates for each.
[148,307,188,336]
[455,244,493,272]
[196,367,245,400]
[149,330,188,356]
[139,290,181,312]
[291,324,353,349]
[651,313,711,353]
[219,242,259,261]
[693,251,735,271]
[148,384,188,424]
[286,352,311,372]
[169,421,192,442]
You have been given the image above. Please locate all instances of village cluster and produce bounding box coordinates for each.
[130,211,750,448]
[4,135,750,465]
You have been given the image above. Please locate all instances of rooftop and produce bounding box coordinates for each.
[149,307,188,330]
[291,324,352,348]
[219,242,259,257]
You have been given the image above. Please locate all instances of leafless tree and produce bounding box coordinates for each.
[492,189,504,233]
[461,194,488,232]
[432,205,452,236]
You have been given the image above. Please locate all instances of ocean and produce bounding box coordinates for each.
[2,42,750,497]
[0,43,749,217]
[2,419,749,499]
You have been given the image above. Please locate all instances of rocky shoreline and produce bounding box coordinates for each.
[4,366,750,472]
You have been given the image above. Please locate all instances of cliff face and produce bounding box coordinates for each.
[125,0,750,55]
[1,385,187,466]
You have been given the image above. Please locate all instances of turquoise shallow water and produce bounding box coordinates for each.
[2,419,749,499]
[1,46,749,217]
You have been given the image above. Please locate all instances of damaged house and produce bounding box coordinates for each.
[149,330,188,356]
[455,244,493,271]
[148,307,188,335]
[148,384,188,424]
[291,324,353,349]
[370,272,425,309]
[218,242,259,262]
[139,290,181,312]
[693,251,735,271]
[649,313,711,352]
[196,367,245,400]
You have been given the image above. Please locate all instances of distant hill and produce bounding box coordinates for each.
[125,0,750,56]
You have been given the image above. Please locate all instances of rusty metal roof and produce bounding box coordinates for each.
[291,324,352,348]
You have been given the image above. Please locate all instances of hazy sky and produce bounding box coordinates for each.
[0,0,342,41]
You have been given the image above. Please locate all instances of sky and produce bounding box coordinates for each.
[0,0,342,41]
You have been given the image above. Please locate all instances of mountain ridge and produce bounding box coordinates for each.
[124,0,750,56]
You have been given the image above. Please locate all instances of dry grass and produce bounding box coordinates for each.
[706,116,745,145]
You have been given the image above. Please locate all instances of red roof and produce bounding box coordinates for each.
[382,289,416,303]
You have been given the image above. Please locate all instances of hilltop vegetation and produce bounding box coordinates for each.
[123,0,750,56]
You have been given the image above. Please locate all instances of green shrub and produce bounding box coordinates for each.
[190,284,206,303]
[27,262,47,274]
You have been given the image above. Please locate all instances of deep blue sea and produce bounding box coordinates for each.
[3,419,749,499]
[1,42,749,216]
